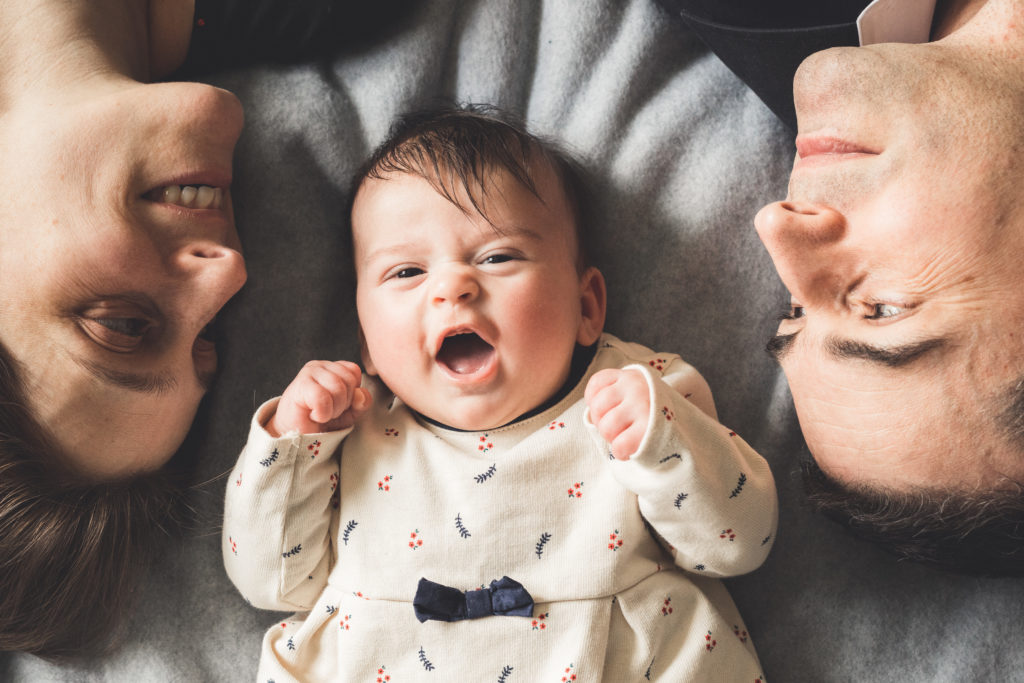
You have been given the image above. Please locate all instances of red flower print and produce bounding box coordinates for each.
[567,482,584,498]
[340,614,352,630]
[720,529,736,541]
[705,631,717,652]
[384,427,399,437]
[548,420,566,430]
[532,611,549,630]
[409,530,423,549]
[608,530,624,551]
[228,537,237,555]
[661,596,673,616]
[378,475,393,492]
[375,665,391,682]
[560,663,577,681]
[307,440,321,457]
[661,406,674,421]
[649,357,666,371]
[477,435,494,452]
[235,473,242,487]
[733,625,748,643]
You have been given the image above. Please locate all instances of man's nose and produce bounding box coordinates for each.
[171,241,248,325]
[431,266,480,306]
[754,200,849,307]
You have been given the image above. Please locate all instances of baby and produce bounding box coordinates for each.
[223,106,777,681]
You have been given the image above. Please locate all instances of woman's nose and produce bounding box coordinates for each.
[754,200,849,307]
[172,241,248,323]
[431,266,480,306]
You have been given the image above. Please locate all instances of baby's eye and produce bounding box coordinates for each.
[865,303,904,320]
[395,267,425,279]
[482,253,515,265]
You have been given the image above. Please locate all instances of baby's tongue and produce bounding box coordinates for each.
[437,333,493,374]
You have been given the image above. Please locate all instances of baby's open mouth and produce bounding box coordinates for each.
[437,332,494,375]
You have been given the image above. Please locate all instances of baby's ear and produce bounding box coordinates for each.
[576,266,606,346]
[358,328,379,376]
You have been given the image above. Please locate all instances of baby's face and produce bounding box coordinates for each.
[352,163,605,430]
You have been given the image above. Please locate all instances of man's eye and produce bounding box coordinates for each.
[779,305,805,321]
[866,303,904,320]
[395,267,424,279]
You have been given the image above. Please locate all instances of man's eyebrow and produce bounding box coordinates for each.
[72,356,214,394]
[766,329,949,368]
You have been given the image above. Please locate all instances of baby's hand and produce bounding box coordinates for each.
[268,361,372,437]
[585,368,650,460]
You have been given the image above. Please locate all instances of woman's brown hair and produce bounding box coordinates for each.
[0,341,185,659]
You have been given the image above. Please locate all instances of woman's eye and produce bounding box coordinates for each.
[79,315,153,351]
[94,318,150,336]
[865,303,904,320]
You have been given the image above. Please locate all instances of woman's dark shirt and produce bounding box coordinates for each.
[177,0,421,77]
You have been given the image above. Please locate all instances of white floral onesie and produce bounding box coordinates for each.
[223,334,777,682]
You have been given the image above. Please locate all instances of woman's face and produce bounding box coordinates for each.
[0,81,247,479]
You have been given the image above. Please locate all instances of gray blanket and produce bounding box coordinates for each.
[5,1,1022,680]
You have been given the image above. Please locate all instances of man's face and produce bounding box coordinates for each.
[754,6,1024,491]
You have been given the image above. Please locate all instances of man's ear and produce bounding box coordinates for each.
[358,328,378,376]
[576,266,606,346]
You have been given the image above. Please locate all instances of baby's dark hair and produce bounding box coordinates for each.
[0,341,187,659]
[351,103,595,270]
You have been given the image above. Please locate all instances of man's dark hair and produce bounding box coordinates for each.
[0,342,187,659]
[351,103,595,270]
[801,457,1024,576]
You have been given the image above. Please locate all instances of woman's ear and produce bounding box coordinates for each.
[576,266,607,346]
[358,328,378,376]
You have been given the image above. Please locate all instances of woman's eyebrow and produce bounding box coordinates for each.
[766,329,949,368]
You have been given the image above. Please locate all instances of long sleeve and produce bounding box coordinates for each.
[223,398,349,611]
[586,358,778,578]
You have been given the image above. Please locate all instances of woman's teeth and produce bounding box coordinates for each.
[155,185,224,209]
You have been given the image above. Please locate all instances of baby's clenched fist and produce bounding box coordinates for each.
[268,360,372,437]
[584,368,650,460]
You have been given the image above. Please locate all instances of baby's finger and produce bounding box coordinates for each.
[611,422,646,460]
[310,364,354,403]
[586,382,624,423]
[594,403,635,445]
[304,383,337,425]
[350,386,373,413]
[584,368,621,403]
[321,360,363,388]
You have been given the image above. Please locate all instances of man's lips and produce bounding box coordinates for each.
[793,135,880,170]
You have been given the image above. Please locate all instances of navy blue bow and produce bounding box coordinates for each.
[413,576,534,623]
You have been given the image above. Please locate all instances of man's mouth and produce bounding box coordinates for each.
[436,332,495,375]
